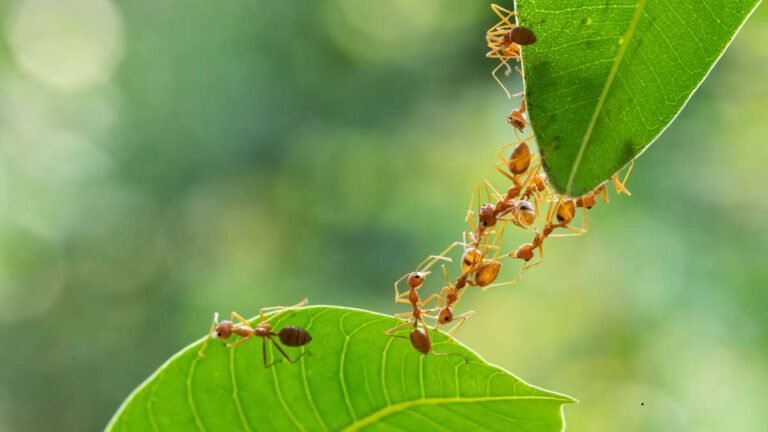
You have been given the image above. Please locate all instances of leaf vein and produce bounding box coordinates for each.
[565,0,649,194]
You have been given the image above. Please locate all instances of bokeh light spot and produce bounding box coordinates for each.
[6,0,125,91]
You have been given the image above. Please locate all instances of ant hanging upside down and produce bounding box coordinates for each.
[198,299,312,368]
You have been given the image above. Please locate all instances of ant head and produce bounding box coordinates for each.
[582,195,596,209]
[439,307,454,324]
[407,271,430,289]
[515,244,535,261]
[479,204,497,227]
[214,320,234,339]
[507,112,526,133]
[556,200,576,223]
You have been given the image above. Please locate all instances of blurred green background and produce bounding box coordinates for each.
[0,1,766,431]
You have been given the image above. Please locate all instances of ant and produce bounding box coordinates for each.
[387,265,464,358]
[507,199,581,280]
[508,98,527,132]
[432,225,513,331]
[494,140,552,207]
[485,4,537,98]
[483,180,538,229]
[198,299,312,368]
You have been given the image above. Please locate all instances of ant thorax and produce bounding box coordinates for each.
[254,324,272,337]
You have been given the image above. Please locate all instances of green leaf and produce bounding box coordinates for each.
[107,306,574,431]
[515,0,762,195]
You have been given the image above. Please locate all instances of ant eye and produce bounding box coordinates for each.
[216,332,222,337]
[415,275,421,279]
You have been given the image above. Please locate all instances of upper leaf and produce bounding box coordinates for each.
[516,0,762,195]
[107,306,574,431]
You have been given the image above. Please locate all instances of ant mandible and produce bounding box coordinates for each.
[198,299,312,368]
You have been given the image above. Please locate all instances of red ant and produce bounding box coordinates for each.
[506,199,582,280]
[508,98,527,132]
[486,4,537,98]
[388,263,464,357]
[198,299,312,368]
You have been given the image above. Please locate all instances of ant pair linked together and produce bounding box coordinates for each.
[385,4,636,355]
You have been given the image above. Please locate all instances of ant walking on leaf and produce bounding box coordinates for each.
[198,299,312,368]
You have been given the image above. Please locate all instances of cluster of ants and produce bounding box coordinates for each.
[385,4,635,356]
[196,4,636,367]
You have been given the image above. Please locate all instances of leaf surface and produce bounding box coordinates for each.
[515,0,762,195]
[107,306,574,431]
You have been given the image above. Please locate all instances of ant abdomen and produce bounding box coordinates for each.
[438,306,454,324]
[278,326,312,347]
[475,261,502,287]
[514,200,536,226]
[506,26,537,45]
[410,328,431,355]
[508,142,531,175]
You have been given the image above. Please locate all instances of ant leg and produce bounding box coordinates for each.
[435,286,450,308]
[226,335,253,349]
[599,186,610,203]
[197,313,219,358]
[415,254,453,273]
[428,242,469,266]
[385,320,414,336]
[609,160,634,196]
[265,337,305,367]
[465,183,481,233]
[262,338,268,368]
[483,179,503,201]
[441,265,452,288]
[491,60,513,99]
[549,231,584,238]
[230,311,252,327]
[393,273,410,302]
[612,160,635,196]
[481,280,518,292]
[490,4,516,28]
[524,251,545,271]
[259,298,308,324]
[495,165,519,183]
[419,293,440,308]
[446,311,475,335]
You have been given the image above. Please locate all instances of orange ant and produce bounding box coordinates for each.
[486,4,537,98]
[388,264,464,358]
[508,98,527,132]
[494,139,551,205]
[483,180,538,229]
[507,199,582,280]
[198,299,312,368]
[432,225,513,331]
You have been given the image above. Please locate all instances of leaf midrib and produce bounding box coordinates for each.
[341,395,572,432]
[565,0,648,195]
